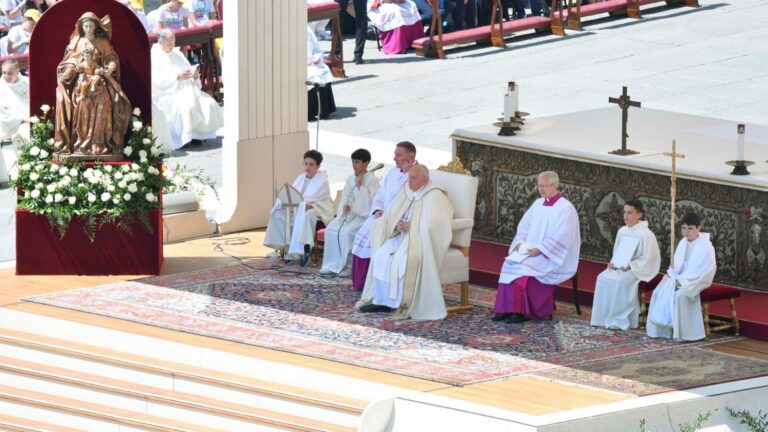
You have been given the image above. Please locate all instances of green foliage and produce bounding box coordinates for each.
[163,162,219,200]
[727,408,768,432]
[10,107,169,241]
[639,409,717,432]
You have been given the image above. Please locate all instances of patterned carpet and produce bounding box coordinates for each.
[25,260,768,393]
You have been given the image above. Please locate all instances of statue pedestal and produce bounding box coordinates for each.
[15,208,163,275]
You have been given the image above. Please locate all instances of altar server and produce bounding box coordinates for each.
[590,199,660,330]
[151,29,223,150]
[264,150,334,266]
[356,164,454,320]
[367,0,424,55]
[647,212,716,342]
[0,59,29,143]
[351,141,416,289]
[320,149,380,277]
[493,171,581,323]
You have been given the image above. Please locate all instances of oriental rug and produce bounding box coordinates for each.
[25,260,767,392]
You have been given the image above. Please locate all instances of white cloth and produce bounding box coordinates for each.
[357,180,454,320]
[321,172,380,273]
[157,4,190,30]
[367,0,421,32]
[151,44,223,149]
[306,26,334,91]
[0,75,29,141]
[263,171,334,254]
[498,195,581,285]
[185,0,215,24]
[590,221,661,330]
[352,167,408,259]
[151,102,174,154]
[6,24,29,54]
[647,233,717,341]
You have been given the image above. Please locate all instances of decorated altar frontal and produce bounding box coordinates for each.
[453,107,768,292]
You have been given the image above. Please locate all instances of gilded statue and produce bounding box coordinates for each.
[53,12,131,161]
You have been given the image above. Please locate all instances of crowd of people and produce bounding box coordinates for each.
[264,143,717,342]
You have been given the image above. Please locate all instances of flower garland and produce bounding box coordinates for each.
[10,106,168,241]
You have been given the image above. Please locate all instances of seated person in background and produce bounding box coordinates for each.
[151,29,223,150]
[1,0,25,29]
[492,171,581,323]
[356,164,454,320]
[183,0,217,26]
[367,0,424,55]
[647,212,716,342]
[590,199,660,330]
[119,0,153,34]
[6,9,37,55]
[155,0,198,31]
[264,150,334,267]
[306,25,335,121]
[413,0,449,25]
[0,59,29,143]
[307,0,331,41]
[320,149,380,277]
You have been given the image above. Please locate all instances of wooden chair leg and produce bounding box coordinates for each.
[638,291,647,328]
[447,281,473,313]
[730,298,740,336]
[572,274,581,315]
[702,302,711,338]
[627,0,641,18]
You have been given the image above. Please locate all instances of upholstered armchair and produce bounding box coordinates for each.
[432,160,479,313]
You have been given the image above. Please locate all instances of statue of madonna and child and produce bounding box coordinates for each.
[53,12,132,161]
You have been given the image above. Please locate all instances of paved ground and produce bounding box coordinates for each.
[2,0,767,263]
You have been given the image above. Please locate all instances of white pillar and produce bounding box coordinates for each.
[218,0,308,233]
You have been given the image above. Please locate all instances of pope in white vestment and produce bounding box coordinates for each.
[591,200,661,330]
[264,150,334,262]
[493,172,581,323]
[320,149,380,276]
[647,214,716,342]
[0,60,30,142]
[151,29,223,150]
[350,142,417,289]
[357,165,454,320]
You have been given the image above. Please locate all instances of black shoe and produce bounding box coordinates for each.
[359,304,394,313]
[300,245,311,267]
[506,313,530,324]
[190,139,204,146]
[491,313,512,322]
[354,56,365,65]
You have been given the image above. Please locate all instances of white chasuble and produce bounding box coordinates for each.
[590,221,661,330]
[647,233,716,341]
[352,167,408,259]
[263,171,333,254]
[321,172,380,273]
[0,75,30,141]
[498,196,581,285]
[356,180,454,320]
[151,45,223,150]
[367,0,422,32]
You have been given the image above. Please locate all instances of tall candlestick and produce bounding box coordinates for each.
[737,124,745,161]
[503,94,511,123]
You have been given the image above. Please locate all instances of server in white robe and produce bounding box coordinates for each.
[647,212,716,342]
[356,165,454,320]
[350,141,417,289]
[0,59,29,142]
[320,149,380,277]
[493,171,581,323]
[590,199,661,330]
[151,29,223,150]
[264,150,334,263]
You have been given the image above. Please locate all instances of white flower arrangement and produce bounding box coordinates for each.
[11,107,169,241]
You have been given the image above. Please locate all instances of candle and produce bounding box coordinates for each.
[503,94,510,123]
[510,83,519,117]
[737,124,745,161]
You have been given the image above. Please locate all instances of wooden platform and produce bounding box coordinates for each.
[4,230,768,417]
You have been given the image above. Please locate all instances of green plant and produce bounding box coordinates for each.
[727,408,768,432]
[639,409,717,432]
[10,106,168,241]
[162,162,219,200]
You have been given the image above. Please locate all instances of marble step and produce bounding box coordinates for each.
[0,413,87,432]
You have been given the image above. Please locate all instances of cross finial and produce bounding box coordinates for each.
[664,139,685,267]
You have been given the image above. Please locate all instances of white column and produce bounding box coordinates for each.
[218,0,308,233]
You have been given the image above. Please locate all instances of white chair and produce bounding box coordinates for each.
[432,160,479,313]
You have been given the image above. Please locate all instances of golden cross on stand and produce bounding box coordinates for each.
[663,139,685,267]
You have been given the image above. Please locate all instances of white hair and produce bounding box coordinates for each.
[539,171,559,188]
[157,29,175,43]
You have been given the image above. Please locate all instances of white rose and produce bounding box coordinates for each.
[104,165,113,172]
[39,149,49,159]
[107,185,116,192]
[46,183,56,192]
[140,158,147,164]
[22,163,31,171]
[83,168,93,178]
[131,163,140,171]
[147,166,159,175]
[29,146,40,156]
[41,104,51,114]
[132,121,143,132]
[114,172,123,179]
[88,176,99,185]
[29,172,39,181]
[49,164,59,172]
[68,196,76,205]
[145,192,156,202]
[150,146,158,155]
[100,192,111,202]
[54,193,63,202]
[58,167,68,176]
[139,150,147,159]
[68,168,78,177]
[122,164,130,172]
[127,183,138,193]
[35,182,44,189]
[147,126,152,133]
[118,180,127,188]
[24,190,30,198]
[93,170,102,177]
[124,146,133,156]
[87,193,96,203]
[142,138,151,145]
[10,171,18,181]
[112,197,120,204]
[45,195,53,204]
[47,138,54,145]
[136,173,145,181]
[29,116,39,124]
[123,193,132,201]
[31,189,40,198]
[132,107,141,116]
